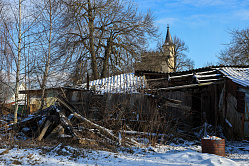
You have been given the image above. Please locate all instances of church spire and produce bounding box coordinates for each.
[164,24,173,45]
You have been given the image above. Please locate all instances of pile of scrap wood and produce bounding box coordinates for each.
[0,95,138,147]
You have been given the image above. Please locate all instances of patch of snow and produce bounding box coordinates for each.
[0,143,248,166]
[0,135,249,166]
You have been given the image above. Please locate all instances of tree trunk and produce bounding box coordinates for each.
[14,0,22,124]
[40,0,53,111]
[88,0,98,80]
[101,37,112,78]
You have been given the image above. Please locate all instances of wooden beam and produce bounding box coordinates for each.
[37,120,51,141]
[169,73,193,79]
[151,81,225,91]
[198,78,223,82]
[166,98,182,104]
[166,102,191,111]
[60,87,68,102]
[196,70,217,75]
[73,112,120,144]
[55,96,78,114]
[146,77,168,81]
[195,74,221,78]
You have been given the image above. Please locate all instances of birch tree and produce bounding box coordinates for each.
[38,0,53,110]
[0,0,44,123]
[0,0,23,123]
[33,0,63,110]
[13,0,22,123]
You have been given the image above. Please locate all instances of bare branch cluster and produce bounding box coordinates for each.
[217,28,249,66]
[58,0,158,81]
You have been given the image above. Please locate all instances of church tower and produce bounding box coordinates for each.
[162,25,175,72]
[135,25,176,73]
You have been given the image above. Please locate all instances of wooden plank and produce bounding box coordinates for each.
[37,120,51,141]
[60,87,68,102]
[55,96,78,114]
[167,98,182,104]
[195,74,221,78]
[146,78,168,81]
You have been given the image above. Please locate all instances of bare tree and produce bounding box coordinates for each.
[217,28,249,65]
[98,2,158,78]
[0,0,45,123]
[173,36,194,72]
[0,0,22,123]
[26,0,66,110]
[13,0,22,123]
[59,0,158,81]
[59,0,107,80]
[39,0,54,110]
[0,2,16,105]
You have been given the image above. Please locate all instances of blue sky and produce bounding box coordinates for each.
[134,0,249,69]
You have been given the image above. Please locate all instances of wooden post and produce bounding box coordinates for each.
[87,72,89,90]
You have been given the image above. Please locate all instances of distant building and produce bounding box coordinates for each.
[135,25,175,73]
[0,82,26,105]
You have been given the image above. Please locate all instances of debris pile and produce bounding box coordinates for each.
[0,95,138,148]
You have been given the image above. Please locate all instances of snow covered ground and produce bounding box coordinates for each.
[0,140,248,166]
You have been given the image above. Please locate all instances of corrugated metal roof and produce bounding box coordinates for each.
[77,73,146,94]
[136,66,249,88]
[136,65,249,76]
[217,67,249,87]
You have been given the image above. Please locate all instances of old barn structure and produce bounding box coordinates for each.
[136,66,249,138]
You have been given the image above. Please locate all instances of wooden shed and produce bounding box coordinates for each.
[136,66,249,139]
